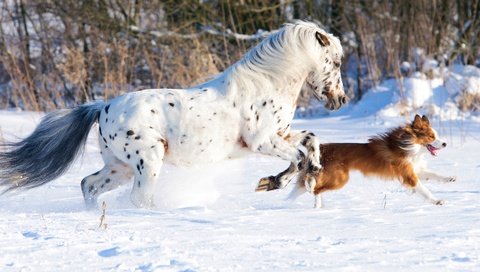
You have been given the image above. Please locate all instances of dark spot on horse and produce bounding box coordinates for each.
[149,126,153,129]
[88,185,94,193]
[102,137,107,144]
[105,104,110,114]
[135,135,141,140]
[262,101,267,107]
[136,150,139,154]
[151,109,156,114]
[123,147,126,152]
[99,127,103,136]
[182,134,187,138]
[209,139,213,143]
[137,181,141,188]
[256,115,259,121]
[105,178,111,183]
[203,88,208,92]
[301,130,307,133]
[136,164,141,172]
[140,159,144,165]
[190,97,195,100]
[169,103,174,107]
[127,130,134,136]
[201,149,205,153]
[127,154,131,159]
[92,171,100,176]
[151,145,155,148]
[250,105,253,110]
[233,102,236,107]
[125,143,129,146]
[277,119,281,123]
[197,114,200,117]
[270,99,274,103]
[273,144,277,149]
[189,106,193,110]
[213,112,217,116]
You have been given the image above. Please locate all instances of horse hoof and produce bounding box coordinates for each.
[255,176,276,192]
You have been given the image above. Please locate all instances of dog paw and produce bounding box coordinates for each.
[434,199,445,205]
[446,176,457,182]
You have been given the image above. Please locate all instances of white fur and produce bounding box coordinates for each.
[83,21,346,207]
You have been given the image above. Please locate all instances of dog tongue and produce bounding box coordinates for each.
[427,144,437,156]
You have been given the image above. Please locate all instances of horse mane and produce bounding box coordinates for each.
[217,21,343,94]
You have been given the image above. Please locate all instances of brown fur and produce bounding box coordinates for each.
[298,115,438,196]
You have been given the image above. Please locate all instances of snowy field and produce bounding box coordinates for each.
[0,107,479,272]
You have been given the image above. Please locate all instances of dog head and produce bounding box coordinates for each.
[410,114,446,156]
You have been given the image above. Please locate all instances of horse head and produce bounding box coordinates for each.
[305,30,347,110]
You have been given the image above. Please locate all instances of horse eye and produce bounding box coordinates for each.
[334,62,341,68]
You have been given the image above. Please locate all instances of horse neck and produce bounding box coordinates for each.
[196,26,315,104]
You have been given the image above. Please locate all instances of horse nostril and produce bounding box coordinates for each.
[341,96,347,105]
[442,142,447,147]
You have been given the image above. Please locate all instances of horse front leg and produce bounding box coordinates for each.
[254,130,321,192]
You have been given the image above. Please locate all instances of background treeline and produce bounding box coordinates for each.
[0,0,478,111]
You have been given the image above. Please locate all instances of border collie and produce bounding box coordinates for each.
[291,115,456,208]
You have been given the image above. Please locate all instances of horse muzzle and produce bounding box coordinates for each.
[325,95,348,110]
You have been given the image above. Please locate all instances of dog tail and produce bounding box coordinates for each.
[0,102,104,192]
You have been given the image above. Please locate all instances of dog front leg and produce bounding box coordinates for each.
[414,181,445,205]
[417,169,457,183]
[402,168,444,205]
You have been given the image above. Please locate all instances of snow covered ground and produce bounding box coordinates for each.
[0,107,479,271]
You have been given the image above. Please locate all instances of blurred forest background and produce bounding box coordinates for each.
[0,0,479,111]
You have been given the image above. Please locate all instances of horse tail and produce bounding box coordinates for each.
[0,102,104,192]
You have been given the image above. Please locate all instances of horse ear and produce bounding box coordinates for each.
[315,32,330,47]
[421,115,430,124]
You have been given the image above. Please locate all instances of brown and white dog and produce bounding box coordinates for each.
[290,115,457,208]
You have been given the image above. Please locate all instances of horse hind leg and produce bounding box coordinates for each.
[81,147,133,209]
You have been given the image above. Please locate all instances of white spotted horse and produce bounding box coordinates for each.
[0,21,346,208]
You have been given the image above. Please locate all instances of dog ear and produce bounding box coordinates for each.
[413,114,422,128]
[315,32,330,47]
[421,115,430,124]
